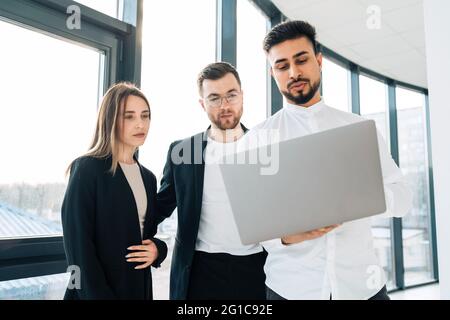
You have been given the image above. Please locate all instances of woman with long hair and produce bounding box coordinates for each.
[62,82,167,299]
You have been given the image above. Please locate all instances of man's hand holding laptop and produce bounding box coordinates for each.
[281,224,341,245]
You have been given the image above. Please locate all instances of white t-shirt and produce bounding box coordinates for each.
[120,162,147,238]
[195,137,263,256]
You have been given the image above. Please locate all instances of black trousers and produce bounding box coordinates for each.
[266,285,390,300]
[186,250,267,300]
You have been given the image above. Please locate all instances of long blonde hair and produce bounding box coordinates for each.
[67,82,150,176]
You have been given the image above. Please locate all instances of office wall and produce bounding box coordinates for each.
[423,0,450,300]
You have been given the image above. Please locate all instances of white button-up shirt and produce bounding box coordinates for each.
[238,99,413,300]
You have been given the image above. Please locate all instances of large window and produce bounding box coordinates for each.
[396,87,435,286]
[359,74,395,288]
[321,57,350,112]
[237,0,269,128]
[140,0,216,300]
[359,75,389,141]
[0,18,103,240]
[1,0,131,299]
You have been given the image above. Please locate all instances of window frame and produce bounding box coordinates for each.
[395,84,438,287]
[0,0,141,282]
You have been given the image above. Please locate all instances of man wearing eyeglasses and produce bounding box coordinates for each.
[155,62,267,300]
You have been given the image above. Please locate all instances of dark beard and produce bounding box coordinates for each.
[282,78,321,105]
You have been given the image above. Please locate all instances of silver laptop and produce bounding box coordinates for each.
[218,120,386,245]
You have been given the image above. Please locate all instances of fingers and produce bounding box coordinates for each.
[317,224,341,233]
[126,253,157,266]
[328,224,341,229]
[135,262,151,270]
[126,249,157,260]
[309,231,326,238]
[126,243,157,257]
[126,240,158,269]
[128,240,156,251]
[127,245,156,252]
[127,245,148,251]
[126,251,151,258]
[285,223,342,244]
[308,229,327,235]
[126,257,150,263]
[304,227,333,240]
[128,255,156,268]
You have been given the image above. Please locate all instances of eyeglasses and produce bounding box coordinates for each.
[204,91,242,108]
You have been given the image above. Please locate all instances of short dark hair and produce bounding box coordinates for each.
[263,20,319,54]
[197,62,241,95]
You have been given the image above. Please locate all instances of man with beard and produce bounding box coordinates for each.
[239,20,412,300]
[155,62,267,300]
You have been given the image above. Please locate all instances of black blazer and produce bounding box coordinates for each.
[155,125,248,300]
[61,155,167,300]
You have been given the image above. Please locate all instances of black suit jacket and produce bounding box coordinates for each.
[62,155,167,300]
[156,125,249,300]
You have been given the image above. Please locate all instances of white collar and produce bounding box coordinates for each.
[284,99,325,115]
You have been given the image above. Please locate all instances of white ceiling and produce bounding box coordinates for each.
[271,0,427,88]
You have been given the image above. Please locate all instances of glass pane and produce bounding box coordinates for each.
[396,87,434,286]
[359,75,389,141]
[140,0,216,300]
[0,19,103,239]
[75,0,121,20]
[237,0,269,127]
[359,74,396,289]
[321,57,350,112]
[0,273,70,300]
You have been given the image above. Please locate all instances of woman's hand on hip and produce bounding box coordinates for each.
[126,239,159,269]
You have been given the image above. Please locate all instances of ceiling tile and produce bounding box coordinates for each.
[382,2,424,33]
[276,0,367,32]
[331,47,362,64]
[348,34,413,60]
[320,21,396,47]
[364,50,423,70]
[399,27,426,48]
